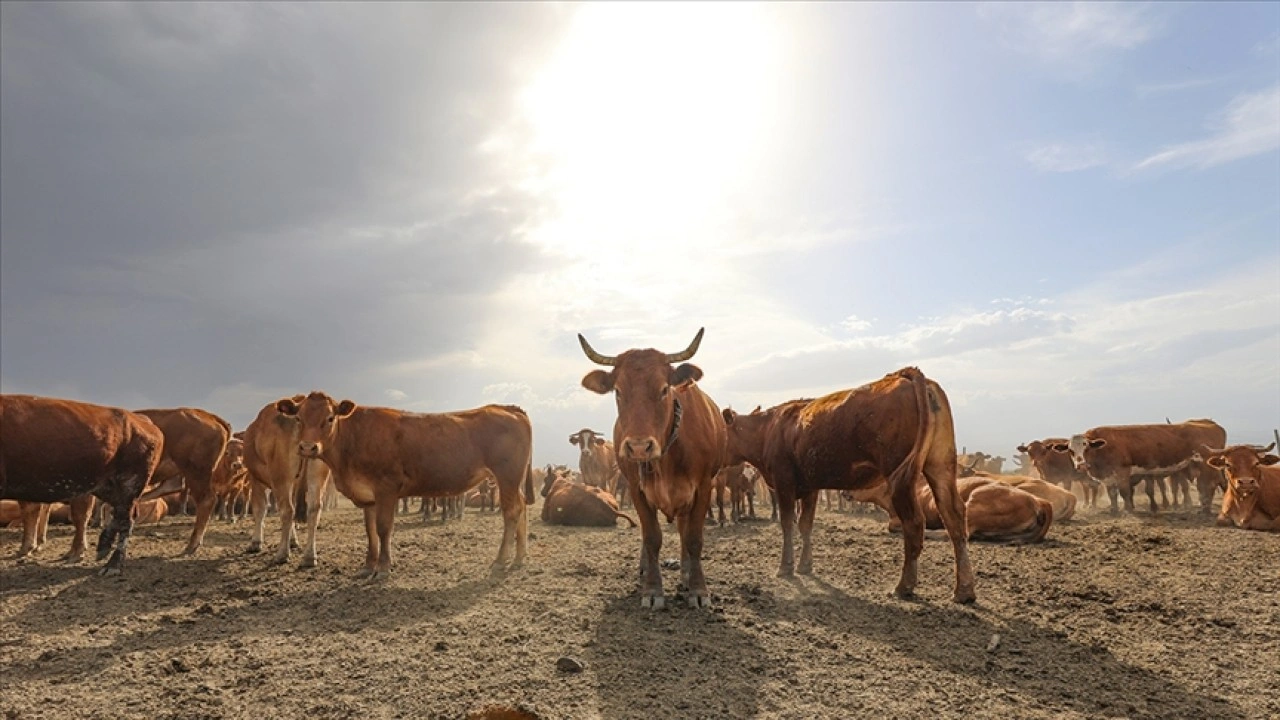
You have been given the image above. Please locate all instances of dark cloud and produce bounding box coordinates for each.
[1,4,570,417]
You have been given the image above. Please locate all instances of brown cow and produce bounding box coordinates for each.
[1060,419,1227,514]
[855,476,1054,544]
[540,474,637,528]
[0,395,164,573]
[132,408,232,555]
[722,462,760,522]
[242,396,335,567]
[722,367,975,604]
[1017,438,1100,508]
[579,328,727,609]
[1200,443,1280,532]
[6,495,96,562]
[979,473,1077,522]
[277,393,534,578]
[569,429,621,493]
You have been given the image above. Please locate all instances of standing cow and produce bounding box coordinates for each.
[1017,438,1101,507]
[1058,419,1226,515]
[276,393,534,578]
[242,396,334,567]
[569,428,621,494]
[578,328,726,609]
[0,395,164,574]
[722,367,975,604]
[133,408,232,556]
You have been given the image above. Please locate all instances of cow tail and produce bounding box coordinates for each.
[1030,501,1053,544]
[524,460,535,505]
[886,367,935,495]
[616,512,638,528]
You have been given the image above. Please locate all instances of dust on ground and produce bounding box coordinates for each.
[1,496,1276,720]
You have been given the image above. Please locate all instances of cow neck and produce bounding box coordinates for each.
[664,395,683,453]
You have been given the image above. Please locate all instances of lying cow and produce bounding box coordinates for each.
[1200,443,1279,532]
[0,395,164,573]
[976,473,1077,522]
[540,474,636,528]
[855,476,1054,544]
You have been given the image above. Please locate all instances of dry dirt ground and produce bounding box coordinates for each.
[1,492,1277,720]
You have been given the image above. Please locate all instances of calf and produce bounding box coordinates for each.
[1017,439,1100,508]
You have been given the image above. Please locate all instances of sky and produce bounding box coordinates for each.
[2,2,1278,466]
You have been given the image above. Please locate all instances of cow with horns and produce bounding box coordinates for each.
[578,327,727,609]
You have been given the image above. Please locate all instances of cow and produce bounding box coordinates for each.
[1199,443,1280,532]
[276,393,534,578]
[130,408,232,555]
[540,473,637,528]
[1058,419,1227,515]
[569,428,622,494]
[721,462,760,522]
[0,395,164,573]
[722,367,976,604]
[578,327,727,609]
[980,473,1077,522]
[1018,438,1101,508]
[242,396,335,567]
[854,476,1054,544]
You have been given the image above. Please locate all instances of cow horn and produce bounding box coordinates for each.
[1252,442,1277,453]
[664,327,705,363]
[1199,444,1225,456]
[578,334,616,366]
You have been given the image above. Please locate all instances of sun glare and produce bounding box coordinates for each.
[518,3,792,268]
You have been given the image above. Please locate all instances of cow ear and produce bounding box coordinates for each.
[1259,454,1280,466]
[670,363,703,387]
[276,398,300,416]
[722,408,737,426]
[582,370,614,394]
[1049,443,1068,453]
[592,437,606,446]
[569,435,580,446]
[1088,438,1107,449]
[1206,455,1227,469]
[336,400,357,417]
[1016,445,1028,453]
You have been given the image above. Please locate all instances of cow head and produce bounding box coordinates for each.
[1064,434,1106,476]
[221,437,246,476]
[275,391,356,459]
[579,328,705,463]
[721,405,766,468]
[1199,443,1278,499]
[569,428,607,456]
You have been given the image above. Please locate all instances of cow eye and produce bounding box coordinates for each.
[660,386,670,399]
[325,415,335,425]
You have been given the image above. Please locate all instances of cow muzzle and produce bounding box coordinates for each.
[298,441,322,459]
[621,437,660,462]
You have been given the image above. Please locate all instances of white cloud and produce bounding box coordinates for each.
[385,389,408,402]
[841,315,873,332]
[1023,142,1108,172]
[978,2,1161,77]
[1254,32,1280,58]
[1134,85,1280,171]
[1135,76,1228,99]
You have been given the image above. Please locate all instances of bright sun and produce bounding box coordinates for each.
[516,3,792,268]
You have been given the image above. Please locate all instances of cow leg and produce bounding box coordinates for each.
[370,495,397,580]
[182,487,217,557]
[270,487,296,566]
[299,471,327,569]
[1156,476,1170,509]
[923,459,977,604]
[16,502,44,558]
[775,483,799,578]
[890,477,925,600]
[1143,477,1159,515]
[632,488,665,609]
[1197,474,1218,516]
[355,505,380,578]
[247,483,268,553]
[63,495,94,563]
[678,487,712,608]
[716,486,726,527]
[96,493,135,575]
[796,491,819,575]
[769,487,778,522]
[493,480,529,574]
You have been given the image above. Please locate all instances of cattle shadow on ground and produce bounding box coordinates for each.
[587,595,766,719]
[6,575,505,685]
[741,578,1245,720]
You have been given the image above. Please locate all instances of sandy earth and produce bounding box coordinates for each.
[1,492,1276,720]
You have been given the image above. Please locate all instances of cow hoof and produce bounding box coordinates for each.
[893,586,915,600]
[99,566,121,577]
[244,543,262,555]
[180,547,199,558]
[686,593,712,609]
[62,553,83,564]
[369,570,390,581]
[299,557,316,569]
[355,567,375,579]
[797,564,813,576]
[641,594,666,610]
[269,555,289,567]
[953,589,977,605]
[776,568,795,579]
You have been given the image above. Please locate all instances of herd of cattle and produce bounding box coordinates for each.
[1,328,1276,608]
